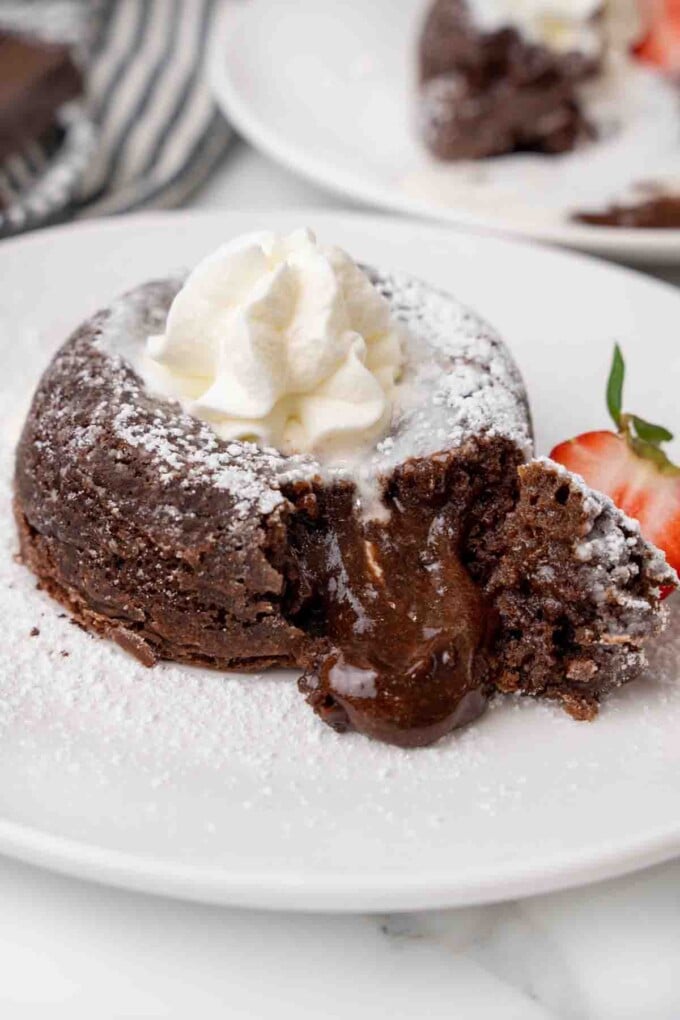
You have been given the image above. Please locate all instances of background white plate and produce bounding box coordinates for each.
[209,0,680,265]
[1,210,680,912]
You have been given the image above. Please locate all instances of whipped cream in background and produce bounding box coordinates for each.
[465,0,645,58]
[143,229,405,461]
[466,0,604,54]
[602,0,648,55]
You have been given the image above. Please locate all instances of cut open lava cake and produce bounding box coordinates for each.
[14,229,677,747]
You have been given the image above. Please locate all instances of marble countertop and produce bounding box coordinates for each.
[2,142,680,1020]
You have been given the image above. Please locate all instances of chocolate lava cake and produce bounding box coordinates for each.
[418,0,600,160]
[14,269,676,747]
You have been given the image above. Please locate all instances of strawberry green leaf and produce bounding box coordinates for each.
[630,437,680,476]
[631,415,674,445]
[600,343,678,472]
[606,344,625,429]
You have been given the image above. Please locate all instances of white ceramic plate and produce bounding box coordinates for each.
[1,210,680,912]
[208,0,680,265]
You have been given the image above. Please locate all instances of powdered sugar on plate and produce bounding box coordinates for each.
[2,440,680,872]
[0,298,678,857]
[1,249,680,906]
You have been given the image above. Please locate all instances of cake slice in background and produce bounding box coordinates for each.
[0,15,94,236]
[418,0,645,160]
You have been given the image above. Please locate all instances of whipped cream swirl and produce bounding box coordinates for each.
[144,229,405,457]
[466,0,604,55]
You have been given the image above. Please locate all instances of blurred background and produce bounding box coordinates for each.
[1,0,679,256]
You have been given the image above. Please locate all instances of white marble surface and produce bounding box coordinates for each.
[2,142,680,1019]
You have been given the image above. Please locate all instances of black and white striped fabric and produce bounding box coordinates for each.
[0,0,231,236]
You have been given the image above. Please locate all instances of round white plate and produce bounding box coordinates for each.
[209,0,680,265]
[1,210,680,912]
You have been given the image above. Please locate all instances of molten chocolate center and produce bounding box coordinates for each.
[294,480,494,748]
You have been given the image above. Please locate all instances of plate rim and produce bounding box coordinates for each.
[207,0,680,265]
[1,814,679,912]
[2,207,680,912]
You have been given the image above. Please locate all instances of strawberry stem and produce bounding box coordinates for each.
[606,343,624,429]
[605,345,680,476]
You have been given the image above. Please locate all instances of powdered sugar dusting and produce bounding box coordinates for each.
[540,456,678,602]
[366,268,532,475]
[96,270,531,515]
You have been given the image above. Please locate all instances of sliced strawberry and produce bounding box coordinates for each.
[550,346,680,594]
[635,0,680,72]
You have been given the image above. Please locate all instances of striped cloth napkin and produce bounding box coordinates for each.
[0,0,231,235]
